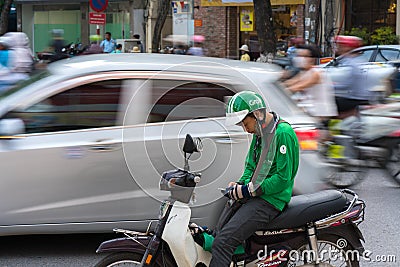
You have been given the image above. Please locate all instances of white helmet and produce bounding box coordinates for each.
[0,36,11,49]
[239,44,249,52]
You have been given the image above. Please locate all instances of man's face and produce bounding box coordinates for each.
[240,115,257,134]
[105,33,111,40]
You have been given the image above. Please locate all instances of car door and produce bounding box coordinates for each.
[0,77,133,229]
[120,75,251,229]
[364,48,399,98]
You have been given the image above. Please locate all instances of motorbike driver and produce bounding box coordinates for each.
[192,91,300,266]
[333,35,370,118]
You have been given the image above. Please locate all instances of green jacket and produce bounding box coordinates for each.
[239,120,299,211]
[199,120,300,253]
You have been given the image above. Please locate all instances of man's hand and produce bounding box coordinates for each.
[189,223,211,247]
[228,182,237,187]
[226,182,262,200]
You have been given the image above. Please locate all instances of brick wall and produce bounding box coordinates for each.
[296,5,305,38]
[226,6,239,59]
[194,0,234,58]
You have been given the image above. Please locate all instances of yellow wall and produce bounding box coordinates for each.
[201,0,305,6]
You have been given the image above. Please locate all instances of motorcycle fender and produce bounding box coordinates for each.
[96,236,150,254]
[162,201,198,267]
[319,223,365,252]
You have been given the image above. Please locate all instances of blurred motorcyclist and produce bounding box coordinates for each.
[49,29,68,62]
[0,32,33,92]
[3,32,34,74]
[0,36,12,70]
[283,44,338,121]
[194,91,300,267]
[333,35,369,118]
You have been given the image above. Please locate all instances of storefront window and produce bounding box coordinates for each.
[350,0,396,32]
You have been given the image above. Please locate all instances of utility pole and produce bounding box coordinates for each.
[304,0,319,44]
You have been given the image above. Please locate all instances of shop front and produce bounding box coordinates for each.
[199,0,305,59]
[15,0,135,55]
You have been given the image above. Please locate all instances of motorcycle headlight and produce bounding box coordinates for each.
[159,201,170,219]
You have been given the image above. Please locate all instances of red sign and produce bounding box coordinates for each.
[90,0,108,13]
[194,19,203,27]
[89,12,106,25]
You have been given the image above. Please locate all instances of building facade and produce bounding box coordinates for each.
[12,0,400,58]
[14,0,147,54]
[193,0,400,59]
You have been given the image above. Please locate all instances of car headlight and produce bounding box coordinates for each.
[159,201,171,219]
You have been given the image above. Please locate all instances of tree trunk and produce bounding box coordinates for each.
[151,0,171,53]
[0,0,13,35]
[253,0,276,61]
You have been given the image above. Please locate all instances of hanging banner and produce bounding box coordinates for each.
[172,1,191,13]
[240,7,254,31]
[201,0,305,6]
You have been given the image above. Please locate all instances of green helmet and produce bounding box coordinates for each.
[225,91,267,126]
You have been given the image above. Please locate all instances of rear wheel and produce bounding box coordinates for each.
[287,234,360,267]
[95,252,144,267]
[386,143,400,185]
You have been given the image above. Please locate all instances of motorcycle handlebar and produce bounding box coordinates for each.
[169,172,201,188]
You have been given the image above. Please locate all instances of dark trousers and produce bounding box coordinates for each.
[209,198,280,267]
[335,96,369,113]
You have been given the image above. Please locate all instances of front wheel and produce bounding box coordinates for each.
[324,159,366,188]
[95,252,144,267]
[385,143,400,185]
[287,234,360,267]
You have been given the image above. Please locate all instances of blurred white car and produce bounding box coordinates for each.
[0,54,325,236]
[324,45,399,101]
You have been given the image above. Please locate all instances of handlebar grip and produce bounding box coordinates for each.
[222,186,234,198]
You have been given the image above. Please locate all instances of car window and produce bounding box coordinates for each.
[0,71,51,100]
[5,80,123,133]
[347,49,375,64]
[375,49,400,62]
[148,81,235,123]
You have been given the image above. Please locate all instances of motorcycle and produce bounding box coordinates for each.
[321,106,400,188]
[95,134,366,267]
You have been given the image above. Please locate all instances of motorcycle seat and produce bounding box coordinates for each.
[263,190,347,230]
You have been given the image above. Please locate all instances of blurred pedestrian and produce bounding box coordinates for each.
[283,44,337,121]
[333,35,368,118]
[239,44,250,61]
[133,34,144,53]
[100,32,116,53]
[82,35,103,55]
[111,44,123,53]
[132,46,140,53]
[286,37,304,59]
[187,42,204,56]
[281,37,305,80]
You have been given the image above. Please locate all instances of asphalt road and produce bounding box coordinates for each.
[0,168,399,267]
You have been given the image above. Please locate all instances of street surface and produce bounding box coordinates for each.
[0,168,398,266]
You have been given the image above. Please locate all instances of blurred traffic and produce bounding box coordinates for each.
[0,53,327,236]
[0,29,399,238]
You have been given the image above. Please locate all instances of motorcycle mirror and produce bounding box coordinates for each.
[183,134,199,154]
